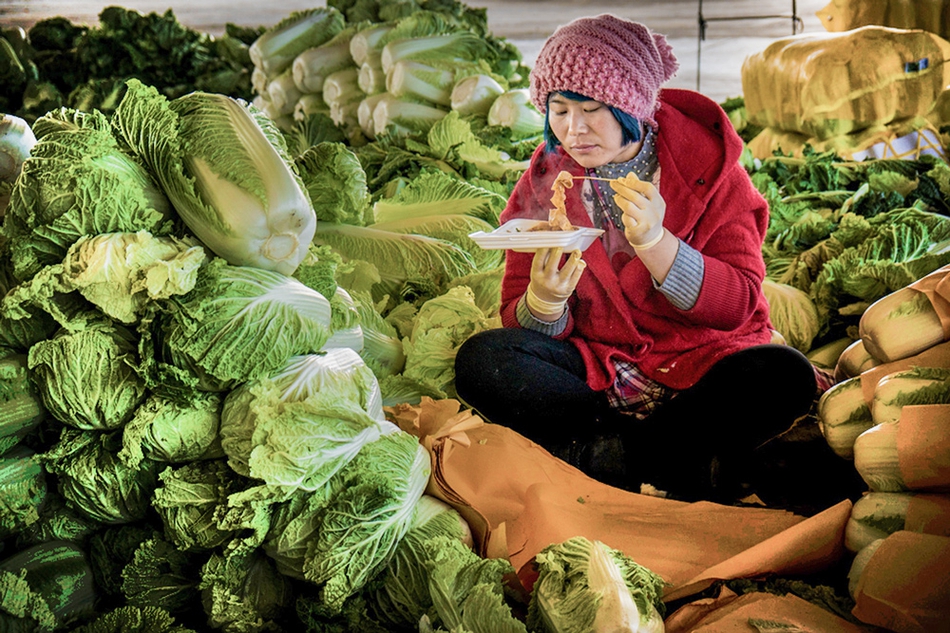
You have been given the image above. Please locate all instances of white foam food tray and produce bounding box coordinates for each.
[469,219,604,253]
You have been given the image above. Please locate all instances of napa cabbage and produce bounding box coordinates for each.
[4,231,208,327]
[527,536,667,633]
[42,429,160,525]
[295,142,372,225]
[113,79,316,276]
[151,460,237,552]
[28,317,147,431]
[403,286,501,398]
[119,392,225,469]
[138,258,334,395]
[1,107,173,282]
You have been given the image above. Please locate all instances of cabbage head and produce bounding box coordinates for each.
[1,107,172,281]
[119,392,224,469]
[403,285,501,397]
[141,258,333,394]
[42,429,160,525]
[28,317,147,431]
[219,380,383,493]
[527,537,667,633]
[762,278,821,354]
[113,79,316,276]
[151,460,237,552]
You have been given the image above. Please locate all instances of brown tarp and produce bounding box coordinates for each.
[388,398,852,604]
[851,531,950,632]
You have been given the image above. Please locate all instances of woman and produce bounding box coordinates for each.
[454,15,840,503]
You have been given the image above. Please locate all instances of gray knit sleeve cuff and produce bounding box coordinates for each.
[515,293,569,336]
[655,239,704,310]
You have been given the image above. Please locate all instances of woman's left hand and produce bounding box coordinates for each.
[610,175,666,249]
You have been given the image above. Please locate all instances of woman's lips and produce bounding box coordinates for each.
[571,144,597,153]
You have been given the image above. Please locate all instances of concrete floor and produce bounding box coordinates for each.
[0,0,829,102]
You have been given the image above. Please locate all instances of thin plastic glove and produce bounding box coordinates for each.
[526,247,586,319]
[610,174,666,250]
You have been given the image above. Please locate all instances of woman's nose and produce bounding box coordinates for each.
[567,111,588,135]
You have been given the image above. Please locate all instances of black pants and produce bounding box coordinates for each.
[454,327,823,501]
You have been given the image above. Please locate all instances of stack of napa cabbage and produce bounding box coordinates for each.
[814,265,950,629]
[741,26,950,161]
[246,7,542,143]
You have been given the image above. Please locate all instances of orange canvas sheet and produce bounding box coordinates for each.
[851,531,950,633]
[388,398,853,606]
[665,588,876,632]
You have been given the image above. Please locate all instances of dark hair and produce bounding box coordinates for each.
[543,90,642,154]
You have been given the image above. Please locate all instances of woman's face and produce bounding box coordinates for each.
[547,94,642,168]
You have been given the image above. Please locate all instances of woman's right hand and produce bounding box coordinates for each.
[526,247,586,320]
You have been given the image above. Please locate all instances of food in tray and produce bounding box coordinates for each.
[533,170,641,232]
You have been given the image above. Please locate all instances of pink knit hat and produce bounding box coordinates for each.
[529,14,679,126]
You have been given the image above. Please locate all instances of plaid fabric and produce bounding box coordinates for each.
[606,359,677,419]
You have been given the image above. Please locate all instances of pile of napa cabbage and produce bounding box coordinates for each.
[0,75,515,631]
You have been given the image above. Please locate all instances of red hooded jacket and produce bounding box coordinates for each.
[498,88,774,391]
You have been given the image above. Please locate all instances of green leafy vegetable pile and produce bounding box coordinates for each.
[0,7,262,123]
[750,148,950,354]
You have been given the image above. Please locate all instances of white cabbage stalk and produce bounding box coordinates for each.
[292,41,354,94]
[835,338,880,380]
[350,24,393,67]
[372,94,447,137]
[249,7,344,78]
[845,491,913,553]
[330,100,361,129]
[588,541,664,633]
[267,67,303,116]
[859,287,945,363]
[871,366,950,426]
[806,336,852,373]
[294,93,330,122]
[253,94,280,121]
[488,88,544,136]
[817,376,874,459]
[322,67,363,107]
[387,60,455,106]
[251,66,269,95]
[358,93,388,139]
[0,113,36,183]
[451,74,505,116]
[358,62,387,95]
[380,33,483,75]
[853,422,907,492]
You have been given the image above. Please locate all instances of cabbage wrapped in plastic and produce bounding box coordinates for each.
[113,79,316,276]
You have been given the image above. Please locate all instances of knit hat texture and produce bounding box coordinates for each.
[529,14,679,125]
